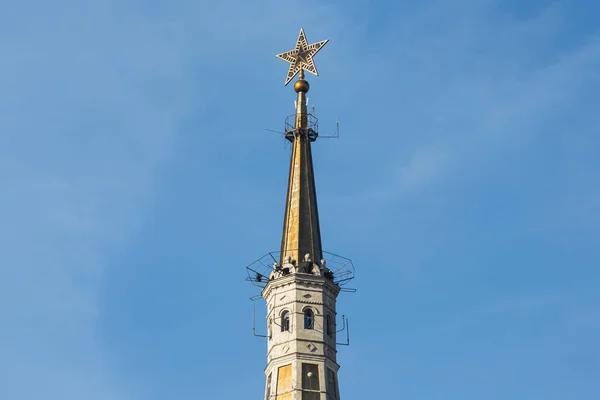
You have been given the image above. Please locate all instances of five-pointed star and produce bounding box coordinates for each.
[276,28,329,86]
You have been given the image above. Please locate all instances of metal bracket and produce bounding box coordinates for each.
[252,304,269,339]
[336,315,351,346]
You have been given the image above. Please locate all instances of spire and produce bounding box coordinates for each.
[245,31,355,400]
[276,29,328,265]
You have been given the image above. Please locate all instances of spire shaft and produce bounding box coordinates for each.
[295,83,307,129]
[280,71,323,264]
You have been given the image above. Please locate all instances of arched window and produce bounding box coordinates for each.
[268,318,272,340]
[304,309,314,329]
[281,311,290,332]
[326,314,333,336]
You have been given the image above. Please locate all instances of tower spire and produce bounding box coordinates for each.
[276,29,328,266]
[245,29,355,400]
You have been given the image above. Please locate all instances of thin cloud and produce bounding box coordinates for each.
[0,1,195,398]
[350,4,600,203]
[0,0,354,398]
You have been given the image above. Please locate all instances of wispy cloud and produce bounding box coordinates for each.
[443,290,600,338]
[346,2,600,203]
[0,1,196,397]
[1,0,598,398]
[0,0,357,397]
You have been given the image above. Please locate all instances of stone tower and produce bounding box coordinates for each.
[246,29,355,400]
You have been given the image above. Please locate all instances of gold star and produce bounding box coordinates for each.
[276,28,329,86]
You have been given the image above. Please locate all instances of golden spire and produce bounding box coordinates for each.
[276,29,328,265]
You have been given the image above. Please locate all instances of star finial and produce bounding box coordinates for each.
[276,28,329,86]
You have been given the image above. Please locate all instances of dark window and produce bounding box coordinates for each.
[302,393,319,400]
[281,311,290,332]
[302,363,319,391]
[304,309,314,329]
[268,318,272,339]
[326,314,333,336]
[327,368,338,399]
[266,373,272,400]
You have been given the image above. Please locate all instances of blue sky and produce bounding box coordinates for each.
[1,0,599,398]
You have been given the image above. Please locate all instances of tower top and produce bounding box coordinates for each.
[247,29,354,400]
[245,27,355,291]
[276,29,328,266]
[276,28,329,86]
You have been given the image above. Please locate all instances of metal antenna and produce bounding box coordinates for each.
[252,304,268,339]
[336,316,351,346]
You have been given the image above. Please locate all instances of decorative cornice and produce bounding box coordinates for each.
[262,272,340,299]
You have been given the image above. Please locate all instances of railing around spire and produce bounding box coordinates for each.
[284,113,319,142]
[245,250,356,291]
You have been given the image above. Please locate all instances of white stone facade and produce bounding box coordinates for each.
[262,261,341,400]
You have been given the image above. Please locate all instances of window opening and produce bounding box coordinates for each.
[266,373,272,400]
[281,311,290,332]
[304,309,314,329]
[327,369,338,399]
[326,314,333,336]
[302,363,320,391]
